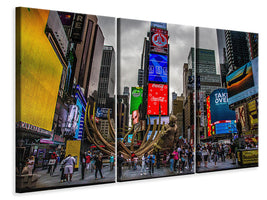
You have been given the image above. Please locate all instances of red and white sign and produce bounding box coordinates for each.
[147,83,168,115]
[150,28,168,54]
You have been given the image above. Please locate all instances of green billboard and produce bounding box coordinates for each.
[130,87,143,114]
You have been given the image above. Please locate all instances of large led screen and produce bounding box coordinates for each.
[130,87,143,114]
[213,120,237,135]
[16,8,63,131]
[209,88,236,124]
[226,57,258,105]
[150,27,168,54]
[147,83,168,115]
[148,54,168,83]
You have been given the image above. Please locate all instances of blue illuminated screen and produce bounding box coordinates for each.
[148,54,168,83]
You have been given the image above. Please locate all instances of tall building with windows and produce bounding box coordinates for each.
[74,15,104,99]
[97,46,115,110]
[225,30,250,74]
[188,48,221,96]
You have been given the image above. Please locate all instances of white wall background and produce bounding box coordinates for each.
[3,0,266,199]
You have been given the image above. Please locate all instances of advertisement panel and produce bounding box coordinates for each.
[248,99,258,129]
[151,22,167,30]
[16,8,63,132]
[148,54,168,83]
[227,57,258,105]
[150,28,168,54]
[206,96,212,137]
[96,107,112,119]
[209,88,236,124]
[65,140,81,169]
[130,87,143,114]
[213,120,237,135]
[147,116,170,125]
[147,83,168,116]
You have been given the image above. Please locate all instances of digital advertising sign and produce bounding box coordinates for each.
[147,83,168,116]
[207,96,212,137]
[150,28,168,54]
[209,88,236,124]
[130,87,143,114]
[226,57,258,105]
[213,120,237,135]
[16,8,63,131]
[148,54,168,83]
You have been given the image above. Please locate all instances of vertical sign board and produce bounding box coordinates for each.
[130,87,143,114]
[147,83,168,116]
[150,27,168,54]
[148,54,168,83]
[65,140,81,169]
[207,96,212,137]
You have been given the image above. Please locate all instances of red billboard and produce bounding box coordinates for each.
[150,28,168,54]
[207,96,212,137]
[147,83,168,116]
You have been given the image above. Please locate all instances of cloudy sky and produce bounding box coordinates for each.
[97,16,220,112]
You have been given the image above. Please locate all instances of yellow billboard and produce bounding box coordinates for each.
[16,7,63,131]
[65,140,81,169]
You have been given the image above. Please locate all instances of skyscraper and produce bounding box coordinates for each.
[97,46,115,109]
[225,30,250,74]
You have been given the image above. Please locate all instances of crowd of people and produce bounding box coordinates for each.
[20,150,114,183]
[117,139,194,180]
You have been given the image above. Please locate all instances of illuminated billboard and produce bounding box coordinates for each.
[150,27,168,54]
[206,96,212,137]
[147,83,168,116]
[226,57,258,105]
[130,87,143,114]
[16,8,63,131]
[148,54,168,83]
[248,99,258,129]
[209,88,236,124]
[213,120,237,135]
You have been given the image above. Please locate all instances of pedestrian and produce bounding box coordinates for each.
[86,151,91,172]
[172,148,179,172]
[156,150,161,169]
[187,148,193,172]
[202,147,208,168]
[162,151,167,167]
[148,152,155,175]
[47,152,57,176]
[80,152,86,180]
[196,147,202,168]
[169,152,174,172]
[27,156,35,175]
[95,154,104,180]
[117,153,124,181]
[110,153,114,171]
[133,155,138,170]
[131,152,136,169]
[213,147,218,166]
[141,153,147,175]
[61,154,76,182]
[91,152,96,172]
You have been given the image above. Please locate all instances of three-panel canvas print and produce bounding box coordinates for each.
[16,7,259,193]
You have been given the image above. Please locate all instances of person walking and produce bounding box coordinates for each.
[110,153,114,171]
[86,151,91,172]
[156,150,161,169]
[117,153,124,181]
[141,153,147,175]
[80,152,86,180]
[202,147,209,168]
[172,149,179,172]
[169,152,174,172]
[148,152,155,175]
[95,154,104,180]
[61,154,76,182]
